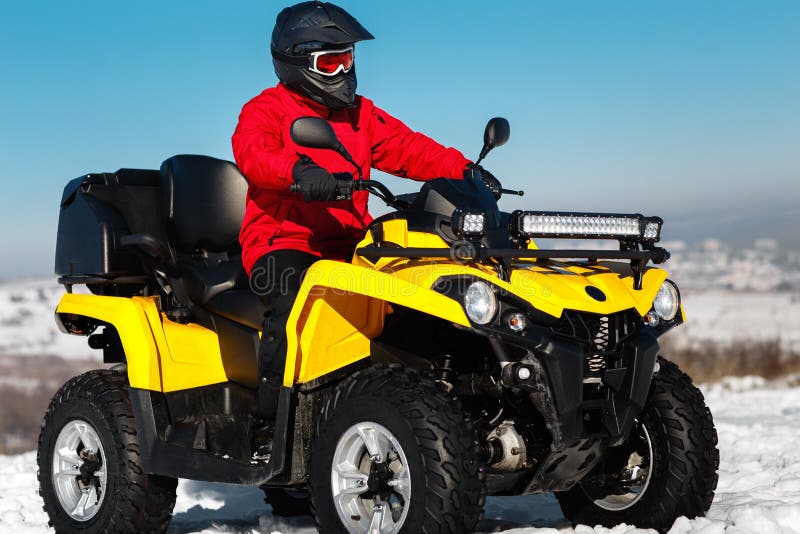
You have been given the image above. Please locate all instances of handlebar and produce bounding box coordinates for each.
[501,188,524,196]
[290,177,524,207]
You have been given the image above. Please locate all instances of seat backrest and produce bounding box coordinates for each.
[159,155,248,254]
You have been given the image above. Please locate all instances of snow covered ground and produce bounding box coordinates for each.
[4,377,800,533]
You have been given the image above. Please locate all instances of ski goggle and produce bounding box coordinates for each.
[308,47,354,76]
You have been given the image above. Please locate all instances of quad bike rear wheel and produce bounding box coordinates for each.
[556,358,719,533]
[38,370,178,533]
[309,365,485,534]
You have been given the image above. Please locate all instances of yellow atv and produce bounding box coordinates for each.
[38,117,718,533]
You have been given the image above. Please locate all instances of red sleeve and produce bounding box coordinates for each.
[369,103,470,181]
[231,93,296,191]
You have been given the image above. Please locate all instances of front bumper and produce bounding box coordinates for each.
[479,318,661,493]
[479,319,660,449]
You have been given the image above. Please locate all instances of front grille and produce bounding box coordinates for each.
[551,309,640,353]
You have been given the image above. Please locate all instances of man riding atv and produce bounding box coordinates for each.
[234,0,498,453]
[38,2,719,533]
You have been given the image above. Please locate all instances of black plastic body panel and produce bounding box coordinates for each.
[476,320,660,494]
[211,313,260,389]
[369,176,517,250]
[130,385,296,486]
[54,170,163,279]
[478,322,660,447]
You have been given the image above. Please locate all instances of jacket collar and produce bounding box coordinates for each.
[278,82,332,118]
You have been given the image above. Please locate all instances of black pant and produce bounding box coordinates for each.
[250,249,318,419]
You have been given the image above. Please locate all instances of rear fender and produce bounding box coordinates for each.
[56,293,229,392]
[56,294,163,390]
[283,260,469,386]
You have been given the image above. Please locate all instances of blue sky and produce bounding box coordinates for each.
[1,1,798,277]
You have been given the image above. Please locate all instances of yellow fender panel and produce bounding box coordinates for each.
[360,258,667,320]
[284,260,470,386]
[507,262,668,317]
[56,294,163,390]
[159,315,228,392]
[353,218,667,318]
[56,293,228,392]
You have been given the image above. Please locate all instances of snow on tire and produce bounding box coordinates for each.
[37,370,178,533]
[556,357,720,533]
[309,364,486,534]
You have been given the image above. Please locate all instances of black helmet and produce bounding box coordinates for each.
[271,1,374,109]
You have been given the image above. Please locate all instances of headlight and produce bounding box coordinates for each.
[464,281,498,324]
[452,209,486,237]
[653,280,680,320]
[513,211,662,242]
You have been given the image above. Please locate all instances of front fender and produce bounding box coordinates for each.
[283,260,470,386]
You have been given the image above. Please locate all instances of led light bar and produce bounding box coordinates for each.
[452,209,486,237]
[513,211,662,242]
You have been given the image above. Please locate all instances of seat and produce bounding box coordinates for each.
[206,289,267,331]
[179,259,248,306]
[159,155,265,329]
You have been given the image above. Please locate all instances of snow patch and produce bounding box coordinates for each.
[4,384,800,533]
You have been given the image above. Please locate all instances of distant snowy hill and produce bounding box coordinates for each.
[667,290,800,352]
[0,279,97,360]
[664,238,800,292]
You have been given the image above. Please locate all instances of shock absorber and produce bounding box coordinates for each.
[434,355,455,392]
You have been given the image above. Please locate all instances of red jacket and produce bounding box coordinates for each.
[232,83,470,274]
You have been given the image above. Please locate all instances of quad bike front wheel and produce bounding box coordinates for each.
[309,365,485,534]
[556,358,719,533]
[38,370,178,533]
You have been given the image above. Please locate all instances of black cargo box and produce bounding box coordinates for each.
[54,169,163,282]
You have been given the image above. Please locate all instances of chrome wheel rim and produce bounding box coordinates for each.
[581,421,654,511]
[331,421,411,533]
[51,419,108,521]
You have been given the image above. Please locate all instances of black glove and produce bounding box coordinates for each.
[465,163,502,200]
[292,157,347,202]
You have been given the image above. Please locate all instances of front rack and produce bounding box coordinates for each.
[356,245,670,290]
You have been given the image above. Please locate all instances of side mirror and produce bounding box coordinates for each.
[484,117,510,150]
[289,116,362,179]
[290,117,342,151]
[476,117,510,165]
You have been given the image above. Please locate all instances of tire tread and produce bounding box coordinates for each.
[309,364,486,534]
[556,357,719,533]
[37,369,177,533]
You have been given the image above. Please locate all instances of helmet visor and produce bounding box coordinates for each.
[309,47,354,77]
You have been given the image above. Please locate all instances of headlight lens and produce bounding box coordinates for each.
[513,211,663,242]
[452,209,486,237]
[464,281,498,324]
[653,280,680,320]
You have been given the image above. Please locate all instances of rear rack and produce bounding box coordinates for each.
[57,275,151,293]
